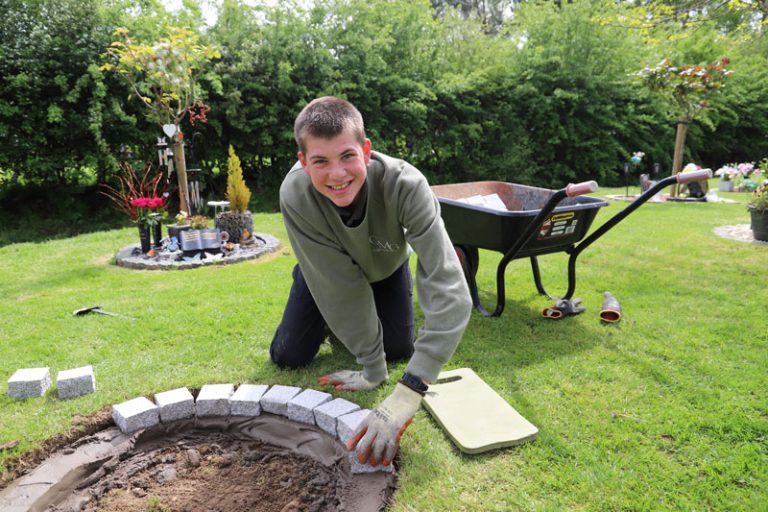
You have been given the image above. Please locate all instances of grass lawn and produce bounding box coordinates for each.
[1,180,766,510]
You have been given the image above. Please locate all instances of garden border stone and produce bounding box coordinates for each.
[112,397,160,433]
[115,233,281,270]
[56,365,96,400]
[7,367,51,400]
[154,387,195,422]
[287,389,332,425]
[231,384,269,416]
[196,384,234,417]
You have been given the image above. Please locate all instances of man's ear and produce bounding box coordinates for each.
[363,138,372,165]
[298,151,308,173]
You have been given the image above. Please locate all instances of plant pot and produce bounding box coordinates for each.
[152,223,162,248]
[718,180,733,192]
[749,207,768,242]
[137,224,151,253]
[215,211,254,244]
[167,223,191,242]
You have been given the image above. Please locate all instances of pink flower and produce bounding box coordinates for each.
[149,197,165,208]
[130,197,151,208]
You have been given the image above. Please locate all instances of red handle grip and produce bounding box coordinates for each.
[566,180,598,197]
[677,169,712,184]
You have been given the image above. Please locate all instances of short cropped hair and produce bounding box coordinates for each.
[294,96,366,153]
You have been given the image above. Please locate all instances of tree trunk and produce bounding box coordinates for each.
[670,119,689,198]
[173,139,191,216]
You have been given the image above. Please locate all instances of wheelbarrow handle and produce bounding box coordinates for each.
[566,180,598,197]
[676,169,713,184]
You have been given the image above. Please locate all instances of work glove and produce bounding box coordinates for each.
[599,291,622,323]
[542,298,586,319]
[318,370,386,391]
[346,383,422,466]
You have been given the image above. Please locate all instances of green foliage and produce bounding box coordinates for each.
[102,26,220,127]
[225,145,251,212]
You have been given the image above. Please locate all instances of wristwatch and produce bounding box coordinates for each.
[399,372,428,396]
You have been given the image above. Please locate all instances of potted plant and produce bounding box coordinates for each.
[131,196,167,251]
[715,164,736,192]
[748,179,768,242]
[167,211,192,242]
[215,146,253,244]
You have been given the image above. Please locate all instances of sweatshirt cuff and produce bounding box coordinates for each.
[405,350,445,383]
[363,360,389,384]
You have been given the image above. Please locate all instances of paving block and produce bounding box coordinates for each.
[56,365,96,399]
[286,389,332,425]
[313,398,360,435]
[196,384,234,417]
[231,384,269,416]
[260,385,301,416]
[336,408,393,474]
[112,397,160,434]
[154,387,194,422]
[7,367,51,400]
[336,408,371,444]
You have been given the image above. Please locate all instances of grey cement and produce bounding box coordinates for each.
[7,367,51,400]
[112,397,160,434]
[260,385,301,416]
[231,384,269,416]
[714,224,768,245]
[154,387,195,422]
[115,233,281,270]
[195,384,234,417]
[287,389,332,425]
[314,398,360,435]
[56,365,96,399]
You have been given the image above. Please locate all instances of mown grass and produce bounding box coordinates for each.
[0,181,766,511]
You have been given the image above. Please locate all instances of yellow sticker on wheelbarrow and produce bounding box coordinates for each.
[538,212,578,239]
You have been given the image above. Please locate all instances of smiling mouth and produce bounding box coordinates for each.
[328,181,352,192]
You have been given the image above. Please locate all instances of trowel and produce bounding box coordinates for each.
[73,306,135,320]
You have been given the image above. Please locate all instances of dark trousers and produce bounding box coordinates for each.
[270,262,415,368]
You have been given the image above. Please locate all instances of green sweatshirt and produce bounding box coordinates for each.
[279,151,472,383]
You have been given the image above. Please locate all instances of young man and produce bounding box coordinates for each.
[272,96,471,467]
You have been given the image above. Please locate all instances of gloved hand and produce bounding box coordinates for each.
[318,370,386,391]
[542,298,586,319]
[346,383,422,466]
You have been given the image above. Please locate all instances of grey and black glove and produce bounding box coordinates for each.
[599,291,622,323]
[542,298,586,319]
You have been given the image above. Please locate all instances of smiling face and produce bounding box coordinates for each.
[298,129,371,208]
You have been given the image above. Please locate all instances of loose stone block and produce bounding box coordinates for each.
[313,398,360,435]
[260,385,301,416]
[112,397,160,434]
[56,365,96,399]
[7,367,51,400]
[196,384,234,417]
[336,408,393,474]
[231,384,269,416]
[154,387,195,422]
[286,389,332,425]
[336,409,371,444]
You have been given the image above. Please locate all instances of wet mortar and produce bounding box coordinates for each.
[1,414,395,512]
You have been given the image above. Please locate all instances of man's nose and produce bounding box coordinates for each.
[328,160,346,178]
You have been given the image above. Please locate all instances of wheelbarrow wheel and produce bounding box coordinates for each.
[454,245,479,280]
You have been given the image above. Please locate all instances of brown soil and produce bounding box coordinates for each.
[86,433,339,512]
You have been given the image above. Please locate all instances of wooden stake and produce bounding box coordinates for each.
[173,138,191,216]
[670,119,689,198]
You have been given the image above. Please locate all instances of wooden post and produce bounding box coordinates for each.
[173,137,191,216]
[670,119,689,198]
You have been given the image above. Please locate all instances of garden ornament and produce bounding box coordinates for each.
[542,298,586,319]
[599,291,622,323]
[73,306,135,320]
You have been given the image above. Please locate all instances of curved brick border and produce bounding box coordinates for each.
[114,233,281,270]
[112,384,391,474]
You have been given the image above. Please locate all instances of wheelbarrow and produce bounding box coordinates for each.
[431,170,712,317]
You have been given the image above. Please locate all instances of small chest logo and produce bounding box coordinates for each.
[369,236,400,252]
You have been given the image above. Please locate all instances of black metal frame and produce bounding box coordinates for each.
[458,174,683,318]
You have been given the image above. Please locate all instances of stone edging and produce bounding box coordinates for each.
[112,384,391,474]
[114,233,281,270]
[713,224,768,245]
